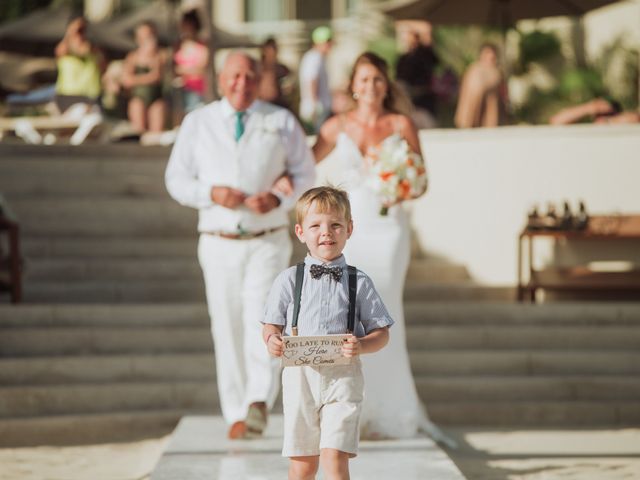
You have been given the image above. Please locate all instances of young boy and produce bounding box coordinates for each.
[262,186,393,480]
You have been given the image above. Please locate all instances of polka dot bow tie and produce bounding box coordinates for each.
[309,264,343,281]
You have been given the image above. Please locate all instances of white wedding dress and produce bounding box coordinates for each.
[326,132,453,444]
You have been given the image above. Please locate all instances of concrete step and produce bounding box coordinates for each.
[2,324,639,357]
[17,278,495,304]
[0,304,208,327]
[21,280,207,303]
[0,171,168,197]
[8,198,197,237]
[0,409,184,447]
[427,400,640,425]
[2,344,637,386]
[406,324,640,350]
[3,302,640,326]
[24,258,202,281]
[410,351,640,375]
[7,318,639,352]
[20,280,515,303]
[0,353,215,385]
[404,283,516,302]
[20,281,517,304]
[0,143,169,159]
[0,381,217,418]
[416,376,640,402]
[404,302,640,325]
[22,236,198,258]
[0,150,168,200]
[21,243,463,285]
[0,327,211,356]
[22,256,469,285]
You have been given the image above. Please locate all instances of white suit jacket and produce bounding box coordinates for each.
[165,98,316,233]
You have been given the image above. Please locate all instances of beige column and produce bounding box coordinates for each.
[84,0,118,22]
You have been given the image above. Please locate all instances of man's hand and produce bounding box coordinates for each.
[342,335,360,358]
[211,186,247,209]
[244,192,280,214]
[267,333,284,357]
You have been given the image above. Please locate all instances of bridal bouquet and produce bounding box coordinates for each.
[364,135,428,216]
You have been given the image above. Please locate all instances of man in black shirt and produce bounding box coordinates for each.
[396,30,439,118]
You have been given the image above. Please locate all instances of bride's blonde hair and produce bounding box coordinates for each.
[348,52,412,116]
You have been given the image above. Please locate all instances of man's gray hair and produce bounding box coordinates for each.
[221,50,260,74]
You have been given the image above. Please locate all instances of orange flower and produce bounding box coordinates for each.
[399,179,411,198]
[379,171,395,181]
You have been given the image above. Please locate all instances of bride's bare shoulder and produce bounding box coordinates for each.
[319,114,344,140]
[390,113,415,131]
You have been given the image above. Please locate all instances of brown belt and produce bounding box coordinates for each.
[202,225,286,240]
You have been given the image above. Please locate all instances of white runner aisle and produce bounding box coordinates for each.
[151,415,466,480]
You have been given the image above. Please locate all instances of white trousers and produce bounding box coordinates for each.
[198,229,292,424]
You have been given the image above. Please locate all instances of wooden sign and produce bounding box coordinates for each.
[282,334,352,367]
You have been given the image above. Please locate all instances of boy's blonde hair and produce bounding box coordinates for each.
[295,186,352,225]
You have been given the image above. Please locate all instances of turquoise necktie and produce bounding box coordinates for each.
[234,111,245,141]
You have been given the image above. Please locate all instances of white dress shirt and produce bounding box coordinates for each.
[165,98,316,233]
[299,49,331,119]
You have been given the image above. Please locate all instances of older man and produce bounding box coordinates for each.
[165,52,315,439]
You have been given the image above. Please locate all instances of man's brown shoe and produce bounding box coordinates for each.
[228,420,247,440]
[245,401,267,436]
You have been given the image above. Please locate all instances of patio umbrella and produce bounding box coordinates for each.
[382,0,622,28]
[91,0,255,57]
[0,2,254,60]
[0,6,75,57]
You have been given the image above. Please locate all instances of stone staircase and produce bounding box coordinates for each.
[0,144,638,446]
[408,303,640,425]
[0,304,215,446]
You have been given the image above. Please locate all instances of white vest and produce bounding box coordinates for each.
[170,100,294,233]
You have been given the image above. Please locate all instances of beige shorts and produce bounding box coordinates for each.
[281,359,364,458]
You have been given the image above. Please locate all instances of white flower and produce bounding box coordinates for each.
[364,135,428,215]
[260,117,279,134]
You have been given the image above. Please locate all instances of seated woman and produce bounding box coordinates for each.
[54,15,105,113]
[173,10,209,115]
[121,21,167,133]
[6,15,104,145]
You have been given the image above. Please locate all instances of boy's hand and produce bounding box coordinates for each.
[342,335,360,358]
[267,333,284,357]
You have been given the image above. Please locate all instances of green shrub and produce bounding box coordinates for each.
[518,30,561,73]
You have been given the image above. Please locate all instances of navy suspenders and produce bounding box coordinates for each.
[347,265,357,333]
[291,262,305,336]
[291,262,357,336]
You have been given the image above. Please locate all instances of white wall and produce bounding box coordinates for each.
[584,0,640,58]
[317,124,640,285]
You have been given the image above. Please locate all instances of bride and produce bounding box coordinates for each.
[311,52,451,444]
